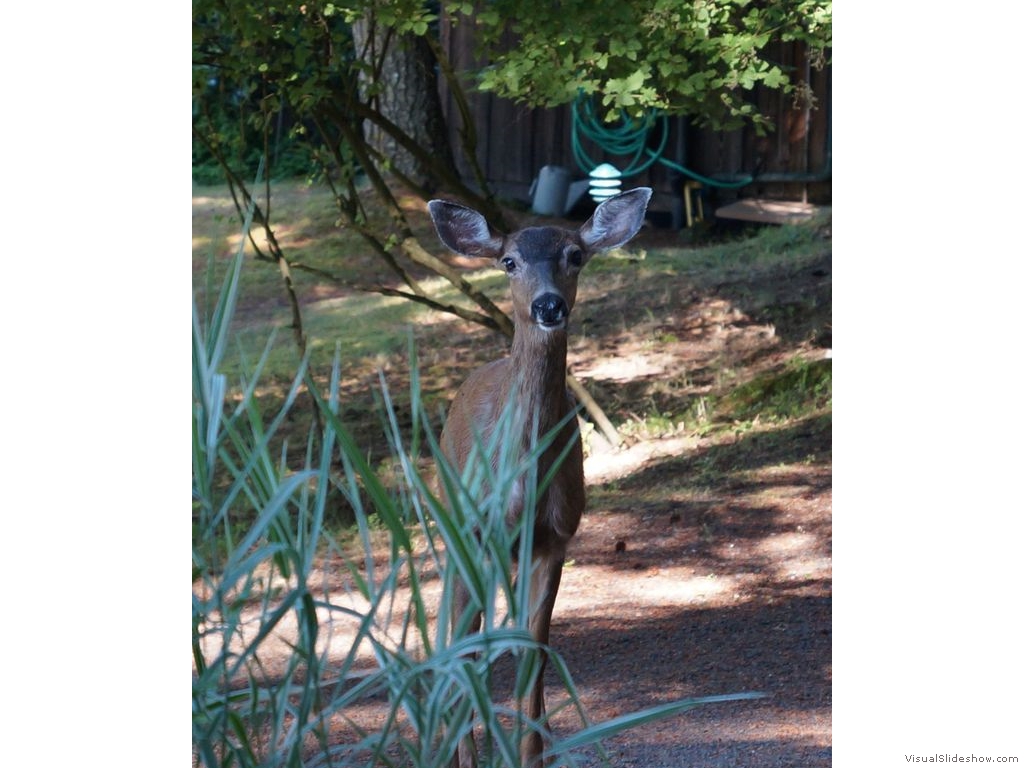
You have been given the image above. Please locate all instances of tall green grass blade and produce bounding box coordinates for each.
[205,157,262,373]
[550,692,768,757]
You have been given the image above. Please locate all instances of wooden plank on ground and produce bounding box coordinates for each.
[715,198,829,225]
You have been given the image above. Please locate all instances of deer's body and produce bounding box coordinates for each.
[440,336,585,543]
[428,188,652,768]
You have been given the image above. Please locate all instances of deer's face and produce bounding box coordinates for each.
[428,187,652,332]
[498,227,588,331]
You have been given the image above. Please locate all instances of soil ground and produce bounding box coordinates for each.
[550,423,831,767]
[193,187,832,766]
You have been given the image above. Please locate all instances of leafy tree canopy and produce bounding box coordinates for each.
[449,0,831,129]
[193,0,831,176]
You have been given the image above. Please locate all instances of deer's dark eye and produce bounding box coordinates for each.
[501,257,517,274]
[566,248,584,268]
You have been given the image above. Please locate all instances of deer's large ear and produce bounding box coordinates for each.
[578,187,652,252]
[428,200,503,258]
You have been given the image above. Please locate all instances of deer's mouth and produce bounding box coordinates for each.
[536,318,567,331]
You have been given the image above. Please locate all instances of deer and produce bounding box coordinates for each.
[427,187,652,768]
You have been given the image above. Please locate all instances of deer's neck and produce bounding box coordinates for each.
[509,325,570,435]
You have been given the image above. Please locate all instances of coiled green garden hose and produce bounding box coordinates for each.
[571,95,752,189]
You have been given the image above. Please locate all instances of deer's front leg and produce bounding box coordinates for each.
[521,547,565,768]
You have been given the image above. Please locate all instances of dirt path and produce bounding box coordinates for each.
[548,424,832,766]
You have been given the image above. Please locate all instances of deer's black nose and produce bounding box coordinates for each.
[531,293,568,328]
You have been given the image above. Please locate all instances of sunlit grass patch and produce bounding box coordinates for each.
[724,356,832,425]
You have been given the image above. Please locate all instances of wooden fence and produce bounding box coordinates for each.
[437,25,831,223]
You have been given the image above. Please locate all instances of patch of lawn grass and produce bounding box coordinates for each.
[193,183,512,383]
[723,356,832,424]
[678,216,830,272]
[202,269,512,386]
